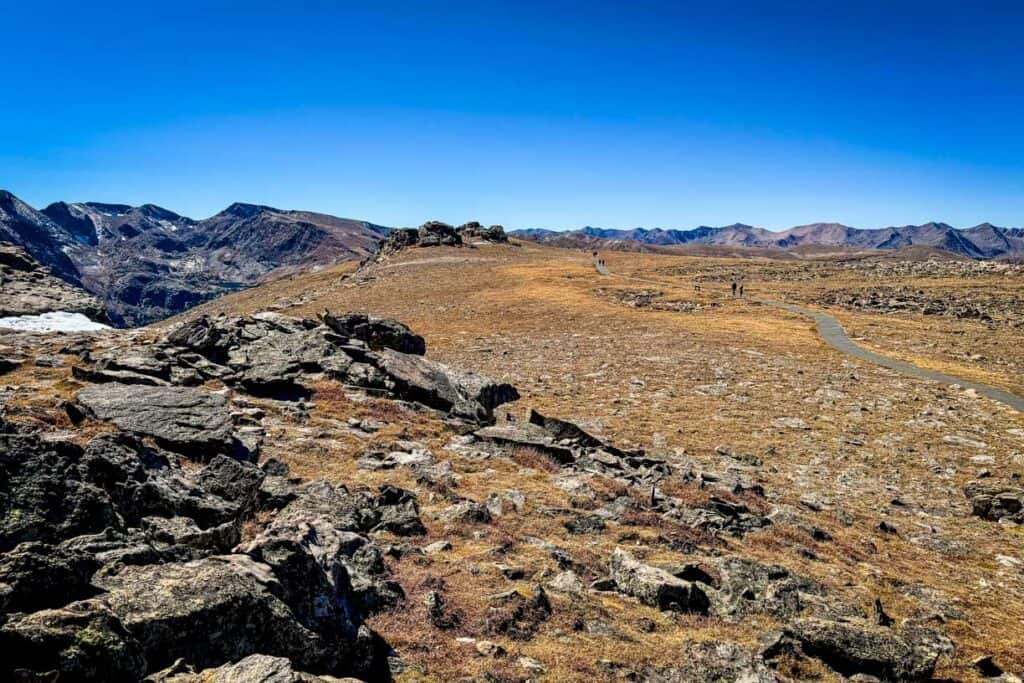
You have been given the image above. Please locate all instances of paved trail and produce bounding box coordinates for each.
[592,258,1024,412]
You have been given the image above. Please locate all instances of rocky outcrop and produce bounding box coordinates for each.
[963,480,1024,523]
[0,242,108,320]
[464,409,773,540]
[0,599,148,682]
[608,548,710,613]
[0,418,407,681]
[321,311,426,355]
[766,617,953,681]
[373,220,509,260]
[376,221,462,258]
[457,222,508,243]
[157,312,517,422]
[151,654,353,682]
[77,385,239,458]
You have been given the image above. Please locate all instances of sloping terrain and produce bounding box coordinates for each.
[148,240,1024,681]
[514,221,1024,260]
[0,190,390,326]
[2,235,1023,681]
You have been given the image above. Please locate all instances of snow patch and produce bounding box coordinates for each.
[0,312,111,333]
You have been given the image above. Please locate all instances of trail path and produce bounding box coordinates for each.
[591,258,1024,412]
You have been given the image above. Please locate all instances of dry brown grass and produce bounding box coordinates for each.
[509,445,562,474]
[39,240,1024,679]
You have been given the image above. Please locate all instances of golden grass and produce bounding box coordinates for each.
[11,240,1018,680]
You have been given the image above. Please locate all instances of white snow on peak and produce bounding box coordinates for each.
[0,312,112,333]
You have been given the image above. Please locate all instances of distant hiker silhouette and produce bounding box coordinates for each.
[731,281,737,296]
[739,284,744,297]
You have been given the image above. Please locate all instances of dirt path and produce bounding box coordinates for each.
[594,259,1024,412]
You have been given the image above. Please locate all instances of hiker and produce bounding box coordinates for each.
[739,284,744,297]
[731,281,737,297]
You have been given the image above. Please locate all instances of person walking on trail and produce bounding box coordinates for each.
[739,284,744,298]
[731,281,737,297]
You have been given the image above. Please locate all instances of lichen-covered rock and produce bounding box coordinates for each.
[772,617,953,682]
[609,548,710,613]
[644,640,779,682]
[0,431,120,551]
[0,541,99,612]
[368,347,519,421]
[321,311,426,355]
[77,384,236,458]
[152,654,362,682]
[0,599,147,682]
[93,554,387,677]
[239,480,410,614]
[964,480,1024,523]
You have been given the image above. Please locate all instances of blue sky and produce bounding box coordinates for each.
[2,1,1023,230]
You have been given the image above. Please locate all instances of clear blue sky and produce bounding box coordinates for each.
[3,1,1023,230]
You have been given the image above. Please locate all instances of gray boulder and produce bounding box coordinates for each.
[773,617,953,681]
[367,347,518,421]
[93,554,386,677]
[0,599,147,682]
[77,384,236,458]
[321,311,426,355]
[239,480,409,613]
[964,480,1024,523]
[0,541,99,612]
[644,640,779,682]
[609,548,709,613]
[0,431,120,551]
[152,654,360,682]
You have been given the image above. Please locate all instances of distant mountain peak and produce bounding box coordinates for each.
[83,202,135,215]
[220,202,278,218]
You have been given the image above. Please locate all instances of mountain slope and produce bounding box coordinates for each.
[0,191,83,283]
[192,203,388,281]
[513,221,1024,259]
[2,191,390,326]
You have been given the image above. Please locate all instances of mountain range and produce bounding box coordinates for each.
[512,222,1024,260]
[0,190,388,326]
[4,185,1023,327]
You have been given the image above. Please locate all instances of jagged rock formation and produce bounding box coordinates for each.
[373,220,509,260]
[155,312,518,420]
[0,310,517,681]
[964,480,1024,523]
